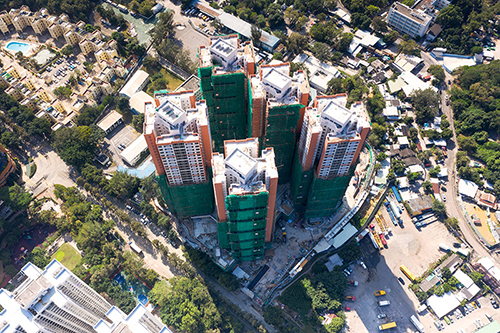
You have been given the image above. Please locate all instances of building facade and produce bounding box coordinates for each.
[291,94,371,218]
[144,90,214,217]
[249,62,309,182]
[212,138,278,261]
[0,145,15,187]
[386,2,433,38]
[198,35,256,152]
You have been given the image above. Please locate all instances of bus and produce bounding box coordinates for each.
[410,315,425,333]
[400,265,417,282]
[129,242,143,256]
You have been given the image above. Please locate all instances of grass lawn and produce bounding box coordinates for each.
[51,243,82,271]
[146,68,184,96]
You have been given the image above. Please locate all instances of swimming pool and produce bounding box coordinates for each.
[6,41,30,53]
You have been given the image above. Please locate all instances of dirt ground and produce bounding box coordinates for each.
[464,202,497,245]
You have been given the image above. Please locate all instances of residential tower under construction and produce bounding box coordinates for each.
[144,90,214,217]
[291,93,371,218]
[212,138,278,261]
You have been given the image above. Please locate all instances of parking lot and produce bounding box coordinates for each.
[45,55,85,89]
[345,236,420,333]
[345,201,462,332]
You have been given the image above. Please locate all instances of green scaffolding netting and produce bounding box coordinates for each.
[157,175,214,218]
[290,153,314,212]
[198,67,250,152]
[263,103,302,183]
[222,192,269,261]
[305,167,355,219]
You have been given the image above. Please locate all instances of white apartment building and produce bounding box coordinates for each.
[297,94,371,179]
[198,35,256,75]
[0,259,170,333]
[386,2,433,38]
[144,90,213,186]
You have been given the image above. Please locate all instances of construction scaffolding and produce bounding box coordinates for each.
[198,66,250,152]
[290,153,313,213]
[305,167,355,219]
[219,192,268,261]
[157,175,214,218]
[263,103,302,183]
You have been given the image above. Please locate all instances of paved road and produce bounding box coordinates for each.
[421,51,492,261]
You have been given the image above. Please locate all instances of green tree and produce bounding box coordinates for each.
[149,277,222,332]
[52,126,105,168]
[251,25,262,47]
[384,31,399,45]
[149,11,175,46]
[26,247,51,269]
[1,131,21,149]
[61,44,74,56]
[428,65,445,84]
[371,16,387,32]
[7,183,31,211]
[312,42,331,62]
[398,39,419,55]
[266,3,284,27]
[410,88,440,123]
[433,199,447,217]
[376,152,387,162]
[132,114,145,133]
[105,172,140,198]
[429,165,441,178]
[422,181,433,194]
[457,135,477,153]
[436,4,463,28]
[53,86,72,98]
[287,32,307,55]
[77,221,105,251]
[326,315,345,333]
[441,267,452,280]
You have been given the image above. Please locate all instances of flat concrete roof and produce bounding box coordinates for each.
[97,110,122,132]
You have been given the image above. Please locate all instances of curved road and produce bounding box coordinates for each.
[420,52,492,261]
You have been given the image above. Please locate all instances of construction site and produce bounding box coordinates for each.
[145,35,375,295]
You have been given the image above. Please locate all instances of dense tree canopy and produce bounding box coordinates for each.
[430,0,495,55]
[410,88,440,124]
[52,126,105,169]
[451,60,500,193]
[149,277,222,332]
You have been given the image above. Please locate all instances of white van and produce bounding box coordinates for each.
[379,300,390,307]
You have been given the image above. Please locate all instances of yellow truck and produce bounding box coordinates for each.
[375,290,386,296]
[378,322,397,330]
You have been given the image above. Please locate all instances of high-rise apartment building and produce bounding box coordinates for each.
[0,259,170,333]
[144,90,214,217]
[250,62,309,182]
[291,94,371,218]
[212,138,278,261]
[198,35,256,152]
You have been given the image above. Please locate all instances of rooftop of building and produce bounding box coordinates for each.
[199,35,255,73]
[390,2,432,23]
[213,141,277,191]
[97,110,123,132]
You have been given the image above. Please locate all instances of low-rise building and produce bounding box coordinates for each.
[120,70,150,99]
[386,2,433,38]
[97,110,123,135]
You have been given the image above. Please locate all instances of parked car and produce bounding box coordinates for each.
[398,277,405,285]
[377,314,386,319]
